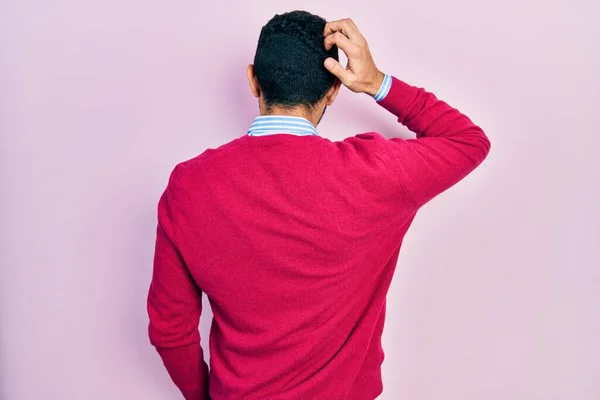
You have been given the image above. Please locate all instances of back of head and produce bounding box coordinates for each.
[254,11,339,110]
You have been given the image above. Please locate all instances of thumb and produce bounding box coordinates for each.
[324,58,351,86]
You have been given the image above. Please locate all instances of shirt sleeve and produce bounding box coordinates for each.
[373,73,393,102]
[147,166,210,400]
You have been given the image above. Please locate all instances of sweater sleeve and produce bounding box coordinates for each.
[376,76,491,208]
[147,166,210,400]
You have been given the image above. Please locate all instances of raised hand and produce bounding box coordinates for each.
[323,18,385,97]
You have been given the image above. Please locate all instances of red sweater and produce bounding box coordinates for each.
[147,76,490,399]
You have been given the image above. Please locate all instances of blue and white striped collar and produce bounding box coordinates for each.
[247,115,319,137]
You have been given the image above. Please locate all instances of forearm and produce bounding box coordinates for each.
[155,344,210,400]
[373,75,491,206]
[149,290,210,400]
[377,75,490,151]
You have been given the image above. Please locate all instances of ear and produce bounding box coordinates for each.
[324,79,342,106]
[246,64,261,98]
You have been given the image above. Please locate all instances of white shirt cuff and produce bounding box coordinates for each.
[373,73,392,102]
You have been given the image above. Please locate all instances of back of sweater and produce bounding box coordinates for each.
[147,77,491,399]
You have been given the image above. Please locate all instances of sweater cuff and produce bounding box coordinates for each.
[376,76,420,118]
[157,345,210,400]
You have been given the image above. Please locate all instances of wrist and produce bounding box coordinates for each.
[372,73,392,102]
[364,70,385,97]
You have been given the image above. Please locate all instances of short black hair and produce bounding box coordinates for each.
[253,11,339,110]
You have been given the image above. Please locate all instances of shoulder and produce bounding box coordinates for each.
[336,131,394,150]
[334,131,398,160]
[341,131,387,143]
[168,137,245,186]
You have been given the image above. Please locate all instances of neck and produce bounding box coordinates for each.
[260,104,321,127]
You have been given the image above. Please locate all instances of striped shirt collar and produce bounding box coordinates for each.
[247,115,319,137]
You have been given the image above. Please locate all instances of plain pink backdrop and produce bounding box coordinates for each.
[1,0,599,399]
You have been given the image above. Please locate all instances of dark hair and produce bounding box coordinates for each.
[253,11,339,110]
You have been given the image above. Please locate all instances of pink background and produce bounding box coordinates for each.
[1,0,599,399]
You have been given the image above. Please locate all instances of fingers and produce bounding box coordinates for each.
[323,18,377,94]
[324,18,362,42]
[346,18,361,33]
[324,57,352,86]
[324,31,358,56]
